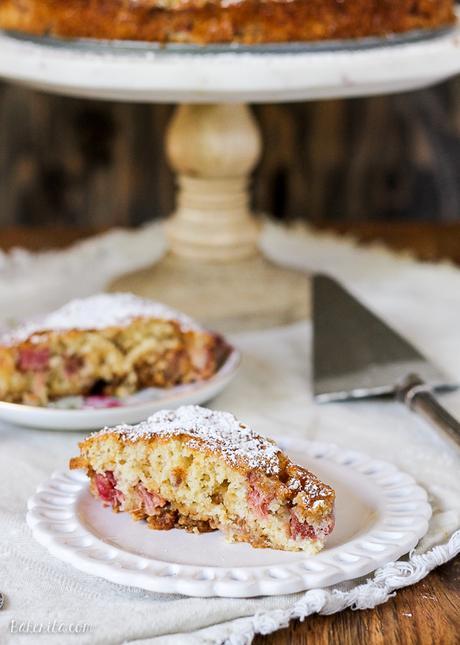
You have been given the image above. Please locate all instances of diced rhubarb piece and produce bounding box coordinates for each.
[65,355,84,376]
[136,483,167,516]
[18,348,50,372]
[95,471,124,508]
[289,511,317,541]
[84,395,122,409]
[247,472,274,518]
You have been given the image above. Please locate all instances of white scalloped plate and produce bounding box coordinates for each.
[26,437,431,597]
[0,348,240,431]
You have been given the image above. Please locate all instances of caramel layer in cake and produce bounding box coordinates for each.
[0,0,455,44]
[70,405,336,553]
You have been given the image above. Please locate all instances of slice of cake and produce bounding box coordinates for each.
[70,405,335,553]
[0,294,229,405]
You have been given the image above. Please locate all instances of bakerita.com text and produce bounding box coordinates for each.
[9,620,93,635]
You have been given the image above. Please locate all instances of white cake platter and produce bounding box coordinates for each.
[27,437,431,598]
[0,15,459,103]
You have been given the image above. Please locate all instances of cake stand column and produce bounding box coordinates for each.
[110,103,309,331]
[165,103,261,261]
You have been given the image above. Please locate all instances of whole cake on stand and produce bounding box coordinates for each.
[0,0,454,43]
[0,2,458,330]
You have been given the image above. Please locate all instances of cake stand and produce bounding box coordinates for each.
[0,19,459,330]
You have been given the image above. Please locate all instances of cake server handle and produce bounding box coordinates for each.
[397,374,460,454]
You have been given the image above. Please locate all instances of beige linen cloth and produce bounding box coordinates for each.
[0,223,459,644]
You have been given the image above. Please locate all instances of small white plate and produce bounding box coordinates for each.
[0,349,240,431]
[27,437,431,597]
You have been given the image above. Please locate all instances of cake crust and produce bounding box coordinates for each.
[70,406,336,552]
[0,0,455,45]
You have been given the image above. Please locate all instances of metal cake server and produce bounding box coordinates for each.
[313,274,460,451]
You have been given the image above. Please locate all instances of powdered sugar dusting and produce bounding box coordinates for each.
[0,293,198,345]
[94,405,281,475]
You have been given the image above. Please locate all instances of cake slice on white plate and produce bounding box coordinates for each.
[0,293,229,405]
[70,405,335,553]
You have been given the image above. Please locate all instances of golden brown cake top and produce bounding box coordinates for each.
[0,293,198,346]
[93,405,282,473]
[90,406,335,511]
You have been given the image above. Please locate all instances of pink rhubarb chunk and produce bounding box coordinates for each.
[289,511,317,541]
[18,348,50,372]
[84,396,122,409]
[95,471,124,507]
[136,483,167,515]
[247,472,274,518]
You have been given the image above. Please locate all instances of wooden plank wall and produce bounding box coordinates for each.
[0,78,459,227]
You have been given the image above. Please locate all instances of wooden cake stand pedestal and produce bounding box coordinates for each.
[0,22,459,328]
[111,103,308,330]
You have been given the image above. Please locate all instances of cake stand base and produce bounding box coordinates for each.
[109,252,309,332]
[109,102,308,330]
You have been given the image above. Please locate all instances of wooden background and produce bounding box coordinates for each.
[0,77,459,229]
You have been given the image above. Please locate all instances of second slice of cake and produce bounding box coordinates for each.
[70,405,335,553]
[0,293,228,405]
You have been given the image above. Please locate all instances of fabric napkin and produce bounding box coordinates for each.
[0,222,459,644]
